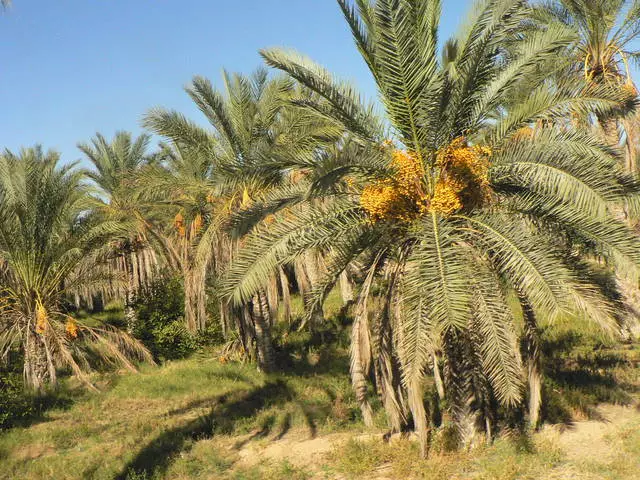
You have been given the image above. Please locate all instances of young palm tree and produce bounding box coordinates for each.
[537,0,640,170]
[78,132,157,332]
[0,147,153,391]
[226,0,640,453]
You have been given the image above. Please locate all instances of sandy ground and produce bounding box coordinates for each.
[234,402,640,479]
[551,403,638,464]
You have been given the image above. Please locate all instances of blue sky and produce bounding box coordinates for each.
[0,1,465,164]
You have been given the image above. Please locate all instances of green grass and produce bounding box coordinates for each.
[1,291,639,479]
[75,300,127,328]
[0,348,362,480]
[1,340,639,479]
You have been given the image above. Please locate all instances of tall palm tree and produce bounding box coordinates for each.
[0,146,153,391]
[535,0,640,340]
[538,0,640,170]
[78,132,156,332]
[226,0,640,453]
[132,141,216,333]
[142,68,337,370]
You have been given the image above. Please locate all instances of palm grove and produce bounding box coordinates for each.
[3,0,640,456]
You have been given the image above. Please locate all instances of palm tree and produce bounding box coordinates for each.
[0,146,153,391]
[535,0,640,340]
[78,132,156,332]
[226,0,640,453]
[142,68,337,370]
[538,0,640,170]
[131,141,217,334]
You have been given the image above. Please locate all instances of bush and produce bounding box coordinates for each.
[0,372,33,429]
[130,274,197,361]
[152,321,198,360]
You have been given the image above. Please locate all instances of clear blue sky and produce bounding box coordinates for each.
[0,1,465,164]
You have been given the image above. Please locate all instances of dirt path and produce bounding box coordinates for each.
[550,403,639,463]
[235,402,640,479]
[236,431,381,467]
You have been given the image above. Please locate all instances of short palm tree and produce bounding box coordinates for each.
[226,0,640,453]
[0,147,153,391]
[78,131,157,331]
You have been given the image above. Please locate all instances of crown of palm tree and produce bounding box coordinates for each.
[78,131,151,200]
[539,0,640,85]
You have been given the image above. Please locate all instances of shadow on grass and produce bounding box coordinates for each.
[114,379,302,480]
[540,331,639,426]
[0,379,80,432]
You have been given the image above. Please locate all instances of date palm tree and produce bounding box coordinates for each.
[0,146,153,391]
[537,0,640,170]
[535,0,640,340]
[225,0,640,453]
[142,68,338,370]
[131,140,217,334]
[78,131,156,332]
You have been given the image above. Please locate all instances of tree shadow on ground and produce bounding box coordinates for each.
[113,379,311,480]
[540,332,639,427]
[0,383,80,431]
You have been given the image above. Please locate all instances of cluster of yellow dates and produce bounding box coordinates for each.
[35,302,78,339]
[360,149,428,223]
[174,212,204,238]
[65,319,78,339]
[360,138,491,222]
[35,303,47,334]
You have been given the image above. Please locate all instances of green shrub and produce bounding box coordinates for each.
[0,372,33,429]
[152,321,198,360]
[131,274,225,361]
[130,274,196,361]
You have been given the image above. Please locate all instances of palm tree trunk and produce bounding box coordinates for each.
[433,354,445,400]
[442,329,485,450]
[182,261,208,333]
[294,257,311,299]
[252,291,276,373]
[407,379,430,458]
[219,302,228,339]
[599,115,620,150]
[350,316,374,427]
[374,319,407,433]
[307,252,326,327]
[123,254,137,334]
[279,267,291,324]
[339,270,354,304]
[266,274,279,323]
[350,268,375,427]
[617,276,640,340]
[183,268,198,333]
[23,326,50,391]
[520,296,542,429]
[196,268,207,331]
[373,275,408,433]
